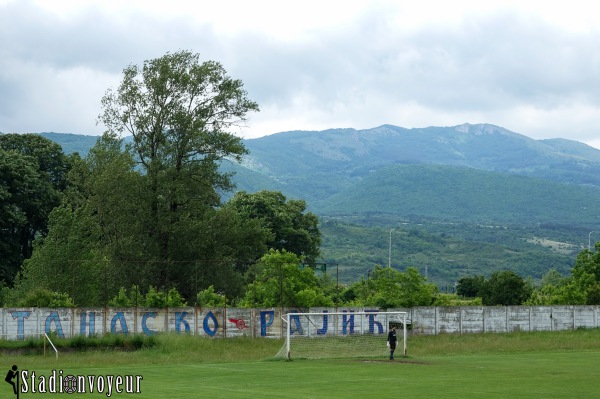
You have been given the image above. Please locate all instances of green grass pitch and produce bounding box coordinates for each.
[5,330,600,398]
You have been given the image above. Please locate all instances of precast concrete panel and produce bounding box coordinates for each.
[74,308,104,337]
[507,306,530,332]
[412,307,436,335]
[225,309,253,337]
[198,308,225,337]
[133,308,165,336]
[106,308,136,335]
[258,308,280,338]
[437,307,461,334]
[4,308,39,339]
[551,306,574,331]
[573,306,597,329]
[484,307,507,333]
[166,307,195,334]
[529,306,552,331]
[461,307,484,334]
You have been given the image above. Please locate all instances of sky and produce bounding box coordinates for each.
[1,0,600,149]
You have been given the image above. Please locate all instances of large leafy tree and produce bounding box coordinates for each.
[566,245,600,305]
[98,50,259,285]
[99,51,265,299]
[456,275,485,298]
[240,249,333,308]
[0,134,70,285]
[481,270,532,306]
[344,266,437,308]
[226,190,321,263]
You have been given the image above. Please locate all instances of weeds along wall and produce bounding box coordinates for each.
[1,306,599,340]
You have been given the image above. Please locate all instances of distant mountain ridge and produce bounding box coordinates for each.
[238,123,600,183]
[7,124,600,227]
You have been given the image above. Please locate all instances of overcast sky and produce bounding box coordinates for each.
[2,0,600,148]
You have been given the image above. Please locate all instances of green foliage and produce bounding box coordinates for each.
[108,285,144,307]
[481,270,533,306]
[319,164,600,226]
[108,285,187,308]
[226,190,321,262]
[432,293,482,306]
[13,51,265,306]
[240,249,333,308]
[0,134,71,285]
[457,275,485,297]
[344,266,437,308]
[197,286,226,307]
[319,219,577,289]
[528,245,600,305]
[14,288,74,308]
[144,286,188,308]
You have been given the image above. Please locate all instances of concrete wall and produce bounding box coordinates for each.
[1,306,598,340]
[410,305,600,334]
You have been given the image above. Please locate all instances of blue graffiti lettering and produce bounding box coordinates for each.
[175,312,190,333]
[366,310,383,334]
[11,311,31,340]
[141,312,157,335]
[343,311,355,335]
[317,310,328,335]
[203,311,218,337]
[80,311,95,337]
[45,311,65,338]
[110,312,129,335]
[290,314,303,335]
[260,310,274,337]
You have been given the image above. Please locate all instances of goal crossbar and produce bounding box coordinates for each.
[278,311,407,360]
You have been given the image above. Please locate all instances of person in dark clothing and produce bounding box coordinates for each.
[387,326,397,360]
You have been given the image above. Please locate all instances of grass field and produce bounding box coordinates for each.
[4,329,600,398]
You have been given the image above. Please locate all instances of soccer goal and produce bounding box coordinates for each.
[276,311,408,360]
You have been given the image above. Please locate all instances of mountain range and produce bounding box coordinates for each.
[6,123,600,285]
[222,123,600,226]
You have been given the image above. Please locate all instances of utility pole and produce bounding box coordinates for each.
[388,228,395,268]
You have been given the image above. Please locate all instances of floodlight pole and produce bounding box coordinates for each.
[388,229,395,268]
[589,231,594,252]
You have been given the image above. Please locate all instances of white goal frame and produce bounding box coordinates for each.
[279,310,407,360]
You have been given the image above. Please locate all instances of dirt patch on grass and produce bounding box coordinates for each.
[360,358,432,365]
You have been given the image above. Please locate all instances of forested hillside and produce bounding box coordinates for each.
[20,123,600,288]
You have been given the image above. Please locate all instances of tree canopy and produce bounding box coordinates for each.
[226,190,321,262]
[0,134,71,285]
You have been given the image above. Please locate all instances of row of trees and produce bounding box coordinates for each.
[456,245,600,306]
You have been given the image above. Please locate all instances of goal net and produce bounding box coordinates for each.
[276,311,407,360]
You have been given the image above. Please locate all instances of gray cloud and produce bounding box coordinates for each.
[1,1,600,148]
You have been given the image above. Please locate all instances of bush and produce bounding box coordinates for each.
[197,285,226,307]
[16,288,74,308]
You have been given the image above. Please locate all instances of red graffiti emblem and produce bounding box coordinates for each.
[228,318,248,330]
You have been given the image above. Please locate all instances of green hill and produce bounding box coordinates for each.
[319,164,600,226]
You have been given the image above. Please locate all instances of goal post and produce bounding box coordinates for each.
[44,332,58,360]
[276,310,408,360]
